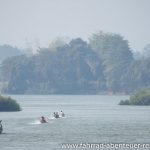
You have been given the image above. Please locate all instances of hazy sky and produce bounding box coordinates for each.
[0,0,150,51]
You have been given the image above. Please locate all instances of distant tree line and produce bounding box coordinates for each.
[0,31,150,94]
[0,45,22,63]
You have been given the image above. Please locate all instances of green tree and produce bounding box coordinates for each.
[124,58,150,92]
[1,38,105,94]
[0,95,21,111]
[142,43,150,58]
[119,89,150,105]
[0,45,22,63]
[89,31,133,92]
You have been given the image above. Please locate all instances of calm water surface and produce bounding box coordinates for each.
[0,95,150,150]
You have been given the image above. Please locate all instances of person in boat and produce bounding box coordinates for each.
[60,110,65,117]
[40,116,47,123]
[55,112,59,118]
[0,120,3,134]
[53,112,56,118]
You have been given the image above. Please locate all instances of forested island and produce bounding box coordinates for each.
[119,90,150,105]
[0,95,21,111]
[0,31,150,94]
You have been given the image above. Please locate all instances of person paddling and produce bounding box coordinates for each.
[55,112,59,118]
[0,120,3,134]
[53,112,56,118]
[60,110,65,117]
[40,116,47,123]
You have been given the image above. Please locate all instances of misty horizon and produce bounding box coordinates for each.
[0,0,150,52]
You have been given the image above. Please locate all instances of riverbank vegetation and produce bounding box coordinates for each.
[0,95,21,111]
[119,90,150,105]
[0,31,150,94]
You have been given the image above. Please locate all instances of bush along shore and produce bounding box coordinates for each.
[119,90,150,105]
[0,95,21,111]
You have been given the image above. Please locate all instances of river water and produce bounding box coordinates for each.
[0,95,150,150]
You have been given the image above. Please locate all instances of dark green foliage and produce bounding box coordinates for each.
[119,90,150,105]
[119,99,130,105]
[0,95,21,111]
